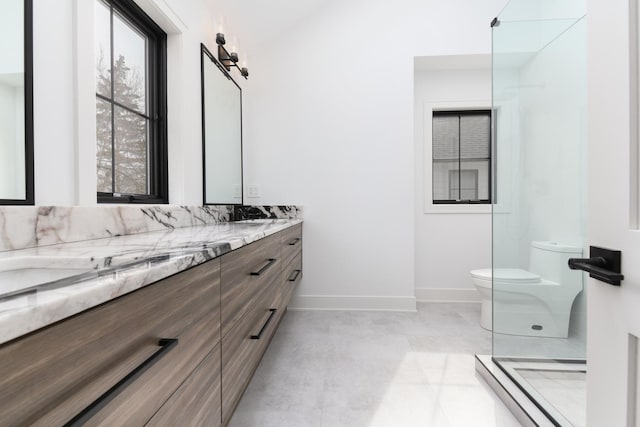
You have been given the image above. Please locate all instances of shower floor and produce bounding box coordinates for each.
[496,359,586,427]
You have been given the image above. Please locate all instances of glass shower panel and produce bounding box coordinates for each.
[492,0,586,424]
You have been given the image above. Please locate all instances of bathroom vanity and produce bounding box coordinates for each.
[0,218,302,427]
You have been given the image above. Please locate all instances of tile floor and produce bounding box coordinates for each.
[228,303,522,427]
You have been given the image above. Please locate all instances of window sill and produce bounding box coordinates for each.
[424,204,491,214]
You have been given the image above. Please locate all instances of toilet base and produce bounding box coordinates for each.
[493,298,570,338]
[474,285,572,337]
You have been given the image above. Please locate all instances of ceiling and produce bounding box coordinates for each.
[211,0,333,56]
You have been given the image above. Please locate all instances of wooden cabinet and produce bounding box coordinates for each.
[146,344,222,427]
[221,271,281,424]
[0,223,302,427]
[280,223,303,308]
[219,224,302,426]
[221,233,281,338]
[281,223,302,269]
[0,258,221,427]
[282,252,302,307]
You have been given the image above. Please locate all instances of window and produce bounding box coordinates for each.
[95,0,167,203]
[432,110,491,204]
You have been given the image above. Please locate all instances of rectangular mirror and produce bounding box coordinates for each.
[201,43,243,205]
[0,0,33,205]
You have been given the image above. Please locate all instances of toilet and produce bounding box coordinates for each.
[470,241,584,338]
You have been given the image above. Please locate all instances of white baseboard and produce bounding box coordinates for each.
[288,295,417,312]
[415,287,480,303]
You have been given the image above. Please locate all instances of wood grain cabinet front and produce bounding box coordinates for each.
[280,223,302,269]
[220,233,282,338]
[146,343,222,427]
[221,274,281,425]
[282,252,302,307]
[0,258,221,427]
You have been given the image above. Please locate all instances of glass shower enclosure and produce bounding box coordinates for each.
[491,0,586,425]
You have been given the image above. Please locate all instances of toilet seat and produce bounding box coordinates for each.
[470,268,541,287]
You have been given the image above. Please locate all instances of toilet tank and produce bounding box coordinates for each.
[529,241,583,283]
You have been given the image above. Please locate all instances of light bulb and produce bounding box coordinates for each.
[218,16,226,34]
[230,36,239,54]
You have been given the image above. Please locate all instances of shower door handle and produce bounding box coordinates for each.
[568,246,624,286]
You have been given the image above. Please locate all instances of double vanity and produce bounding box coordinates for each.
[0,1,300,425]
[0,215,302,427]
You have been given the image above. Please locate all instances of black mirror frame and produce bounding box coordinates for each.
[0,0,34,206]
[201,43,244,206]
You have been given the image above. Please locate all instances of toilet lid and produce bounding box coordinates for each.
[470,268,541,284]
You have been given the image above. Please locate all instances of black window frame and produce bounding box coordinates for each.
[432,109,492,205]
[96,0,168,204]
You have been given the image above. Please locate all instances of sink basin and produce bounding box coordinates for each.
[0,251,199,302]
[0,256,98,299]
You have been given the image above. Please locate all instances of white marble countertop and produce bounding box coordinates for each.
[0,218,302,345]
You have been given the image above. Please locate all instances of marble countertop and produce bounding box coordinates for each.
[0,218,302,345]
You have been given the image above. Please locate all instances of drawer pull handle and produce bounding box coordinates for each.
[64,338,179,427]
[251,308,277,340]
[288,269,301,282]
[288,238,301,246]
[250,258,277,276]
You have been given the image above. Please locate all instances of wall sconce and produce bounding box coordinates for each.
[216,33,249,79]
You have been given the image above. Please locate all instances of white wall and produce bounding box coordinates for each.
[414,66,492,301]
[236,0,505,310]
[33,0,76,205]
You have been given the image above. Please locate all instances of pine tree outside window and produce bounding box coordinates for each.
[95,0,167,203]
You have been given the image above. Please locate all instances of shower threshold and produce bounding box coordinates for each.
[475,355,586,427]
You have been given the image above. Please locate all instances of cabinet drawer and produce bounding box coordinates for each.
[282,252,302,307]
[146,343,221,427]
[221,233,281,338]
[0,258,221,427]
[281,223,302,268]
[221,277,281,424]
[81,309,219,426]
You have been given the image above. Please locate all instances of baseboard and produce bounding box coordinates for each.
[415,287,480,303]
[288,295,417,312]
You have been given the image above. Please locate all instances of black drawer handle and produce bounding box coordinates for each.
[250,308,277,340]
[64,338,179,427]
[288,238,301,246]
[250,258,276,276]
[288,269,301,282]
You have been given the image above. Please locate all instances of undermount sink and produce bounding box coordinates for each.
[0,256,98,299]
[0,251,204,302]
